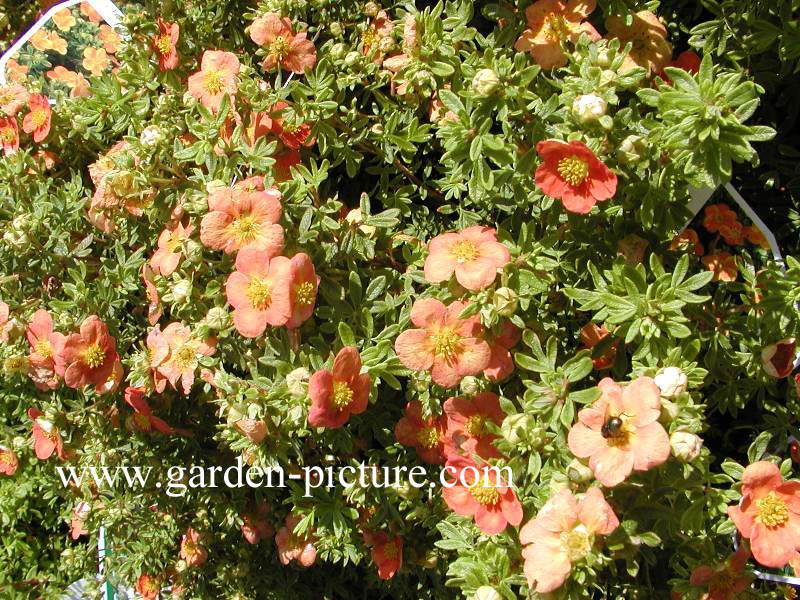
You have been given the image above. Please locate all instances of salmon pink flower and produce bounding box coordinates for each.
[135,575,160,600]
[187,50,240,113]
[62,316,119,389]
[514,0,600,69]
[241,502,272,544]
[155,322,216,394]
[225,248,292,337]
[53,8,76,31]
[150,222,195,276]
[579,322,618,370]
[180,528,208,567]
[0,445,19,475]
[275,514,317,567]
[567,376,670,487]
[606,11,672,75]
[153,18,179,70]
[308,347,371,428]
[364,532,403,579]
[200,187,283,255]
[22,95,51,143]
[424,226,510,291]
[94,357,123,396]
[99,25,121,54]
[28,408,65,460]
[26,309,66,375]
[0,84,29,116]
[5,60,28,83]
[80,1,103,23]
[250,14,317,74]
[702,252,738,282]
[689,546,753,600]
[728,461,800,568]
[519,487,619,593]
[234,419,268,443]
[535,140,617,213]
[441,455,523,535]
[147,325,169,393]
[70,501,90,539]
[286,253,318,329]
[142,264,163,326]
[362,11,394,64]
[761,338,796,379]
[0,117,19,156]
[669,228,704,256]
[443,392,505,460]
[483,321,520,381]
[395,400,447,464]
[395,298,491,388]
[124,387,174,434]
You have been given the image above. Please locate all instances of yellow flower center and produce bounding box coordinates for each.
[416,426,439,449]
[35,339,52,358]
[0,450,13,465]
[294,281,315,306]
[270,36,290,59]
[166,233,183,252]
[247,277,272,310]
[469,481,500,506]
[756,491,789,528]
[230,215,259,242]
[84,344,105,369]
[331,381,353,410]
[450,240,479,263]
[543,13,571,43]
[560,526,592,562]
[557,156,590,187]
[203,69,225,95]
[362,29,378,50]
[382,541,398,559]
[156,34,172,55]
[4,356,27,374]
[31,109,48,128]
[173,344,197,369]
[465,415,486,437]
[0,89,11,105]
[0,128,15,143]
[432,327,461,361]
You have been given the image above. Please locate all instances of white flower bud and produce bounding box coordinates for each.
[670,431,703,462]
[501,414,534,445]
[459,376,480,396]
[572,93,607,123]
[140,125,162,147]
[330,43,347,59]
[329,22,343,37]
[567,458,594,482]
[654,367,688,398]
[474,587,500,600]
[364,1,379,17]
[287,367,310,398]
[617,135,647,165]
[493,287,518,316]
[344,51,361,66]
[205,307,230,330]
[471,69,500,96]
[171,279,192,303]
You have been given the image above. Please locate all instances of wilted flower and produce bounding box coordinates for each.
[180,528,208,567]
[250,13,317,74]
[520,487,619,593]
[728,461,800,568]
[275,514,317,567]
[567,376,670,487]
[654,366,688,397]
[153,18,180,70]
[580,322,618,370]
[761,338,796,379]
[22,94,51,143]
[689,546,753,600]
[443,392,505,460]
[617,234,648,266]
[606,11,672,75]
[187,50,240,112]
[226,248,292,337]
[394,298,491,388]
[241,502,272,544]
[62,315,119,389]
[308,347,371,428]
[535,140,617,214]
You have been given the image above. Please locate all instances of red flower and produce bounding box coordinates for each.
[153,18,179,70]
[443,392,505,460]
[274,149,301,182]
[62,316,119,389]
[0,117,19,156]
[308,347,371,428]
[441,455,523,535]
[659,50,701,83]
[275,514,317,566]
[250,14,317,74]
[22,94,51,143]
[364,532,403,579]
[689,546,753,600]
[136,574,161,600]
[534,140,617,213]
[0,445,19,476]
[483,321,520,381]
[124,387,174,434]
[395,400,447,464]
[286,253,318,329]
[28,408,65,460]
[180,528,208,567]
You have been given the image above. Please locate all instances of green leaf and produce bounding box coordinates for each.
[747,431,772,464]
[438,89,464,116]
[338,322,356,347]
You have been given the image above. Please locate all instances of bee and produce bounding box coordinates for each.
[600,403,626,439]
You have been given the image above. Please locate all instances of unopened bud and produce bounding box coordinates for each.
[572,93,607,124]
[670,431,703,462]
[493,287,518,316]
[344,51,361,66]
[287,367,310,398]
[140,125,162,147]
[171,279,192,303]
[501,413,535,445]
[184,239,204,263]
[474,587,500,600]
[329,22,343,37]
[205,307,230,330]
[472,69,500,96]
[364,2,379,17]
[654,367,688,398]
[617,135,647,165]
[459,376,480,396]
[330,43,347,59]
[567,458,594,482]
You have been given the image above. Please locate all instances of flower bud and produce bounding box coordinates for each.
[670,431,703,463]
[12,436,26,449]
[330,43,347,59]
[761,338,796,379]
[329,22,343,37]
[654,367,688,398]
[617,135,647,165]
[364,1,379,17]
[472,69,500,96]
[140,125,162,147]
[459,376,480,396]
[344,51,361,66]
[501,413,535,445]
[567,458,594,482]
[572,93,607,124]
[474,587,500,600]
[493,287,518,316]
[171,279,192,304]
[595,48,612,68]
[345,208,377,237]
[392,480,419,500]
[205,307,230,330]
[287,367,310,398]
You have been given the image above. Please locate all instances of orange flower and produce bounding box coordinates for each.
[443,392,505,460]
[71,73,91,98]
[80,2,103,23]
[250,13,317,74]
[62,316,119,389]
[28,407,65,460]
[728,461,800,568]
[605,11,672,75]
[275,514,317,566]
[5,59,28,83]
[30,29,52,52]
[395,400,447,464]
[83,47,110,76]
[364,532,403,579]
[99,25,121,54]
[567,376,670,487]
[579,322,618,370]
[703,203,738,232]
[187,50,240,113]
[286,253,318,329]
[394,298,491,388]
[424,226,510,291]
[53,8,76,31]
[0,117,19,156]
[226,248,292,337]
[150,222,194,276]
[0,445,19,476]
[48,31,68,55]
[22,94,51,143]
[689,546,753,600]
[153,19,179,70]
[308,347,371,428]
[155,322,216,395]
[135,575,160,600]
[70,501,90,539]
[146,325,169,393]
[234,419,268,444]
[702,252,738,282]
[535,140,617,213]
[519,487,618,593]
[200,186,283,255]
[514,0,600,69]
[180,528,208,567]
[441,455,523,535]
[0,84,29,116]
[745,225,770,250]
[669,228,704,256]
[46,65,76,83]
[483,321,521,381]
[26,309,66,379]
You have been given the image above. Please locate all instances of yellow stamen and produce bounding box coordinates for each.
[230,215,259,243]
[203,70,225,95]
[269,36,290,59]
[756,491,789,527]
[34,339,52,358]
[31,109,48,128]
[173,344,196,369]
[450,240,479,263]
[469,481,500,506]
[0,128,15,143]
[560,526,591,561]
[543,13,571,42]
[416,426,439,449]
[331,381,353,410]
[382,541,398,559]
[465,415,486,437]
[83,344,105,369]
[246,278,272,310]
[155,34,172,55]
[294,281,315,306]
[557,156,590,187]
[431,327,461,361]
